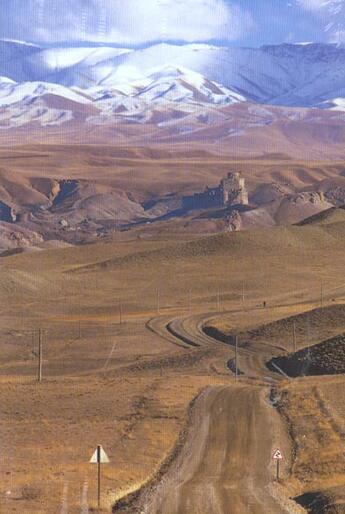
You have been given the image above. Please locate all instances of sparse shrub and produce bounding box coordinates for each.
[21,485,41,501]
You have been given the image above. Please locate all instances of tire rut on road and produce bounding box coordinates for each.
[112,312,295,514]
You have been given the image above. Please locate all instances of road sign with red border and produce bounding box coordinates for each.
[273,448,283,460]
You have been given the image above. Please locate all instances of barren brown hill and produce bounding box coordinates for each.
[2,145,345,193]
[1,144,345,250]
[2,216,345,512]
[3,103,345,160]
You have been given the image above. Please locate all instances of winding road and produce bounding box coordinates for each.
[125,313,295,514]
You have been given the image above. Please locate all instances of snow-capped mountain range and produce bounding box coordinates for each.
[3,39,345,128]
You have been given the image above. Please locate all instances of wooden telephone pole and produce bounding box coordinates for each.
[293,320,297,353]
[119,298,123,324]
[38,329,43,383]
[157,289,160,314]
[217,287,221,312]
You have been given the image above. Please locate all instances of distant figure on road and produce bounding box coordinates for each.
[263,301,266,308]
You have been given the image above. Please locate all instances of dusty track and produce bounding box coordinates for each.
[154,313,285,382]
[115,313,294,513]
[141,385,287,514]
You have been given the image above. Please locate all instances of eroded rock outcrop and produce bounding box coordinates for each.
[226,210,242,232]
[0,201,16,223]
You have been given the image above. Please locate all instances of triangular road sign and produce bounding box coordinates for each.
[90,445,110,464]
[273,448,283,460]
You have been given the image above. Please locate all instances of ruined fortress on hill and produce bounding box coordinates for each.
[182,172,249,211]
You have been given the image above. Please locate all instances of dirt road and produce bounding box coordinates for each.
[142,385,287,514]
[115,314,293,513]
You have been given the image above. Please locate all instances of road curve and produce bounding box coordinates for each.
[114,313,293,513]
[153,313,286,382]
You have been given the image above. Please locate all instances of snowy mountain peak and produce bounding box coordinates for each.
[0,38,41,48]
[0,76,16,84]
[87,65,245,108]
[3,41,345,129]
[131,65,245,105]
[261,42,345,60]
[0,80,91,107]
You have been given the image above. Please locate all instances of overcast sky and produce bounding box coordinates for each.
[0,0,344,47]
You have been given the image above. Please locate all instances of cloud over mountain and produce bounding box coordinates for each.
[297,0,345,42]
[0,0,253,45]
[297,0,326,10]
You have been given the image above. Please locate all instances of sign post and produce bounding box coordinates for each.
[90,445,110,511]
[273,448,283,481]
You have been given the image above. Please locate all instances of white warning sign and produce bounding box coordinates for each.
[90,445,110,464]
[272,449,283,460]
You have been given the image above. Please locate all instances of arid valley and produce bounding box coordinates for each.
[5,7,345,512]
[3,142,345,512]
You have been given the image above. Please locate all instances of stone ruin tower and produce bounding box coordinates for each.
[221,172,248,207]
[181,170,249,211]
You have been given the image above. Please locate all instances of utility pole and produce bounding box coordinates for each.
[78,279,82,339]
[119,298,123,324]
[235,335,238,381]
[38,329,43,383]
[293,320,297,353]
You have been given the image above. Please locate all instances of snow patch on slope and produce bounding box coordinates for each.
[0,81,91,107]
